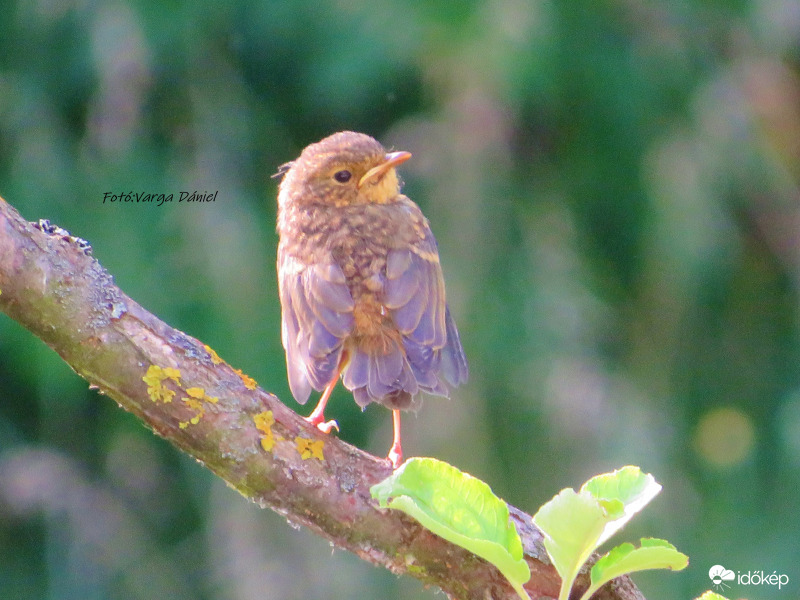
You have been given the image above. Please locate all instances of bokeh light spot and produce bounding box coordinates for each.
[693,407,755,468]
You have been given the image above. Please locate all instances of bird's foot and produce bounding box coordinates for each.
[387,445,403,469]
[304,414,339,434]
[317,419,340,434]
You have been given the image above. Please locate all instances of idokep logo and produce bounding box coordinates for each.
[708,565,735,591]
[709,564,790,592]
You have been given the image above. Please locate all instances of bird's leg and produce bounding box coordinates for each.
[387,409,403,468]
[305,375,340,434]
[305,352,350,434]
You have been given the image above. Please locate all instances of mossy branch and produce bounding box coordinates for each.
[0,196,644,600]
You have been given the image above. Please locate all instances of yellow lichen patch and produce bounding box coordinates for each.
[142,365,182,403]
[234,368,258,390]
[204,344,223,365]
[186,387,219,403]
[253,410,276,451]
[296,437,325,460]
[253,410,274,432]
[162,367,181,383]
[179,398,204,429]
[178,387,219,428]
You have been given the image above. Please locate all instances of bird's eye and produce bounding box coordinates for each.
[333,170,352,183]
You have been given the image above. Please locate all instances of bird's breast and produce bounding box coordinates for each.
[279,200,419,352]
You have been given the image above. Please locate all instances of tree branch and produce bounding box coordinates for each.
[0,196,644,600]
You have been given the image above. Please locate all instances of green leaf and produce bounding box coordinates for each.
[579,538,689,600]
[532,488,610,600]
[581,466,662,547]
[533,467,667,600]
[694,592,730,600]
[370,457,531,600]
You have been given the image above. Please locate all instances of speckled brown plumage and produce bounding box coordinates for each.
[275,131,467,466]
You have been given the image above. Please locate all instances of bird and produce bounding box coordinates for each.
[275,131,468,468]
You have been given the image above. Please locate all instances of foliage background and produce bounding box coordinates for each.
[1,1,799,598]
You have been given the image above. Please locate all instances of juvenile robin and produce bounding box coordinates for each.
[275,131,468,467]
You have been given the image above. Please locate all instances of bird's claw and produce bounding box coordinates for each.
[316,419,339,434]
[304,415,339,434]
[387,446,403,470]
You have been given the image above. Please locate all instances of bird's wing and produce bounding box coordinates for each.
[344,208,468,402]
[278,253,354,404]
[385,225,468,390]
[441,304,469,387]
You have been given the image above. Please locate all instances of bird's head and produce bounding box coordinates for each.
[277,131,411,208]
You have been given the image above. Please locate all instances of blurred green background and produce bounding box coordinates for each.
[1,1,799,598]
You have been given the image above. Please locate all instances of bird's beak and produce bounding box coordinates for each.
[358,151,412,188]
